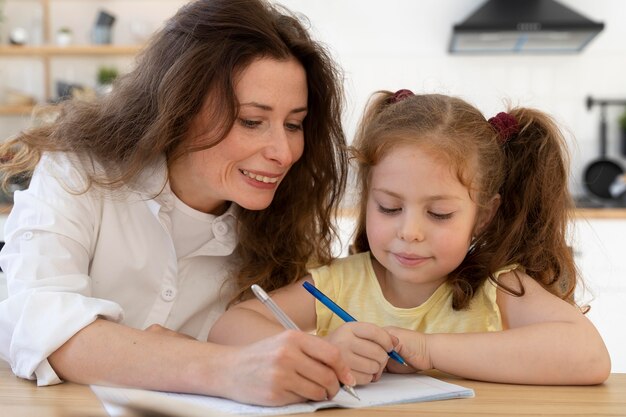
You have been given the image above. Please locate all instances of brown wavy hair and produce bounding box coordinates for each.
[0,0,348,302]
[351,92,577,310]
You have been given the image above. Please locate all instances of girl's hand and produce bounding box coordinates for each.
[324,322,397,385]
[384,326,432,374]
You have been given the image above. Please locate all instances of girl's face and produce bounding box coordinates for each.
[169,57,307,214]
[365,144,480,306]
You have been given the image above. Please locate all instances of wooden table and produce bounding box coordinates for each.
[1,360,625,416]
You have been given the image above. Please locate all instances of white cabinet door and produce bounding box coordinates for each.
[570,218,626,373]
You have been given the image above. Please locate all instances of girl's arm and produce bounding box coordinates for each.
[209,277,319,344]
[386,271,611,385]
[209,277,397,385]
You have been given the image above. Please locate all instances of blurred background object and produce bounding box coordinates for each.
[91,9,115,44]
[620,108,626,157]
[4,88,35,106]
[96,65,118,95]
[55,26,72,46]
[8,26,27,45]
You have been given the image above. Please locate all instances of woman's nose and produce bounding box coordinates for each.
[265,129,299,167]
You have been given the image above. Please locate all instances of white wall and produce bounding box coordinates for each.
[277,0,626,198]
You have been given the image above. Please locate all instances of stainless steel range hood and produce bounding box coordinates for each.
[449,0,604,54]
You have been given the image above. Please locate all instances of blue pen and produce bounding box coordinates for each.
[302,281,409,367]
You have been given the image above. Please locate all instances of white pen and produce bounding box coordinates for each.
[250,284,360,400]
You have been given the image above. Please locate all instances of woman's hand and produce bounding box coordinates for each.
[384,326,432,374]
[218,330,356,406]
[324,322,397,385]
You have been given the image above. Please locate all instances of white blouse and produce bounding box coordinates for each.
[0,152,239,386]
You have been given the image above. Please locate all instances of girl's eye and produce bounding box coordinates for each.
[285,122,303,132]
[239,119,262,129]
[378,205,401,215]
[429,211,453,220]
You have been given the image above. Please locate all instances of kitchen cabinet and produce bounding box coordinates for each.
[0,0,142,116]
[570,215,626,373]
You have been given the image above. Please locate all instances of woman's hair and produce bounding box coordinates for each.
[351,91,576,310]
[0,0,347,302]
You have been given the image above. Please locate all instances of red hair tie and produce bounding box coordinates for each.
[488,112,519,144]
[386,89,414,104]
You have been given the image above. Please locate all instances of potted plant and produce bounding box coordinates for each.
[97,66,118,85]
[56,26,73,46]
[96,66,118,94]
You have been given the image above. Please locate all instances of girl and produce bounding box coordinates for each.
[209,90,611,386]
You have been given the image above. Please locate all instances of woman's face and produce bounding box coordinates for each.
[169,57,307,214]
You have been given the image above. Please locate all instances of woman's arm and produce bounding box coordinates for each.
[1,153,354,406]
[386,271,611,385]
[50,318,355,406]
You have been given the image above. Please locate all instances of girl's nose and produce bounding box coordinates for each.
[398,216,425,242]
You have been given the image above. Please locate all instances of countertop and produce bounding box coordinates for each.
[2,204,626,220]
[573,208,626,219]
[338,206,626,220]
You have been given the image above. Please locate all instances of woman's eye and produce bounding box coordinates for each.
[429,211,453,220]
[285,122,303,132]
[239,119,262,129]
[378,205,401,215]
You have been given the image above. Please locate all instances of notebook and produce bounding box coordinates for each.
[92,373,474,417]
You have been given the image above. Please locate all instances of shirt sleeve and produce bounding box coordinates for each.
[0,153,123,385]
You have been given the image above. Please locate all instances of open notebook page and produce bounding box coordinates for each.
[92,373,474,417]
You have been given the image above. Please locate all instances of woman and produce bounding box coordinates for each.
[0,0,354,406]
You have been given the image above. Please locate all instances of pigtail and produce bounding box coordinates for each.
[483,108,577,303]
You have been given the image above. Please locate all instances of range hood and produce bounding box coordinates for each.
[449,0,604,54]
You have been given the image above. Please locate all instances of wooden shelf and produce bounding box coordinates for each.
[0,0,144,115]
[0,105,35,116]
[0,45,143,56]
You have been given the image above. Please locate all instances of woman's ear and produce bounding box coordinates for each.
[475,194,501,235]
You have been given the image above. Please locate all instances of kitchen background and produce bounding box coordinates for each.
[4,0,626,199]
[0,0,625,372]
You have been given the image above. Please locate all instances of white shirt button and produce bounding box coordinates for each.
[22,231,34,240]
[161,286,177,301]
[213,221,228,237]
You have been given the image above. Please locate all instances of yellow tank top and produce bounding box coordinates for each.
[310,252,508,336]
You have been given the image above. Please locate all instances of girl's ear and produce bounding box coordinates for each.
[475,193,501,235]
